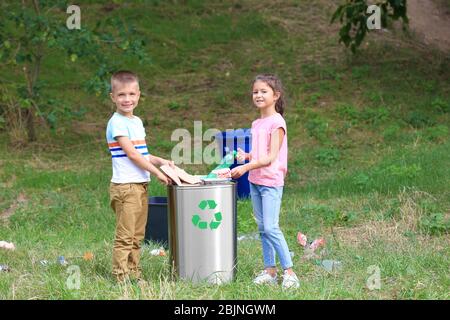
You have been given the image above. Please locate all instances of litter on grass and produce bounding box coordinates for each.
[0,265,11,272]
[83,251,94,261]
[40,260,50,266]
[297,232,307,247]
[150,248,166,256]
[237,232,260,242]
[308,238,325,251]
[0,241,15,251]
[319,260,343,272]
[57,256,68,266]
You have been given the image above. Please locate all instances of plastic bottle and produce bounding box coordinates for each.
[206,150,237,178]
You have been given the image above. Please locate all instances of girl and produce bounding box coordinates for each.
[231,74,299,289]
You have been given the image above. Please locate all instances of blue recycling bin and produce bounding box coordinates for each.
[215,129,252,199]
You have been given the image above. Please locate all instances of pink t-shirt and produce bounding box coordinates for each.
[248,113,288,187]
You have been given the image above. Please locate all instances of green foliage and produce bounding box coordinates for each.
[0,0,449,300]
[424,125,449,143]
[359,107,389,125]
[314,148,341,166]
[305,114,329,143]
[431,97,450,113]
[405,111,435,128]
[351,65,371,79]
[331,0,408,52]
[0,1,150,141]
[382,164,422,179]
[420,213,450,235]
[167,101,188,111]
[214,91,228,108]
[382,124,401,142]
[308,92,322,105]
[301,203,356,226]
[336,104,390,126]
[336,103,359,122]
[353,173,370,190]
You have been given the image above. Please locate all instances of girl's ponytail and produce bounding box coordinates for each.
[254,74,285,117]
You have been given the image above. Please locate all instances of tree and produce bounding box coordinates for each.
[331,0,409,53]
[0,0,150,142]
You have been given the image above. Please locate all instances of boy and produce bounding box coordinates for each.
[106,70,172,282]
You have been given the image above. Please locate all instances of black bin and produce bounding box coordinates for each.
[145,196,168,248]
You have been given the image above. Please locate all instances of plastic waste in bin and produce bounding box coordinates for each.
[215,129,251,198]
[168,182,237,284]
[145,196,168,248]
[206,150,236,179]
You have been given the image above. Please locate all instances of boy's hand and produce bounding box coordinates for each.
[166,160,176,169]
[236,148,247,163]
[157,172,171,185]
[230,165,247,179]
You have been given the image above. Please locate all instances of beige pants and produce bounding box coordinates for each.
[110,182,148,281]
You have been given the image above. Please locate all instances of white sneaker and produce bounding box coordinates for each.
[253,270,278,285]
[282,271,300,289]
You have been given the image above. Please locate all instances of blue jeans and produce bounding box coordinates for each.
[250,182,293,270]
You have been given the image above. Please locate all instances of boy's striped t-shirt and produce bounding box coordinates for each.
[106,112,150,183]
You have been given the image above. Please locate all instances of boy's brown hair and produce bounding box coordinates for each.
[111,70,139,92]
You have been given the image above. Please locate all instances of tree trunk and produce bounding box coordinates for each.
[25,108,36,142]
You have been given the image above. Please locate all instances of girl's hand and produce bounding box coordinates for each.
[230,165,247,179]
[236,148,247,163]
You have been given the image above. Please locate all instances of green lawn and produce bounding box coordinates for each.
[0,0,449,299]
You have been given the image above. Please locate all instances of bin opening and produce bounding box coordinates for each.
[150,196,167,205]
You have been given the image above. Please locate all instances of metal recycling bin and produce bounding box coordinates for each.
[168,182,237,284]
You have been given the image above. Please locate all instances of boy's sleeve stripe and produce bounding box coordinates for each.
[109,146,148,153]
[108,140,146,147]
[131,140,147,145]
[108,142,120,147]
[111,151,149,158]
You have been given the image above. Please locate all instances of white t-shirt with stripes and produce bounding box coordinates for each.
[106,112,150,183]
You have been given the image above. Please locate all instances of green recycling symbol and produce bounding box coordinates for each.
[191,199,222,230]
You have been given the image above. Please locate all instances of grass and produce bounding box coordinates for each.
[1,0,449,299]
